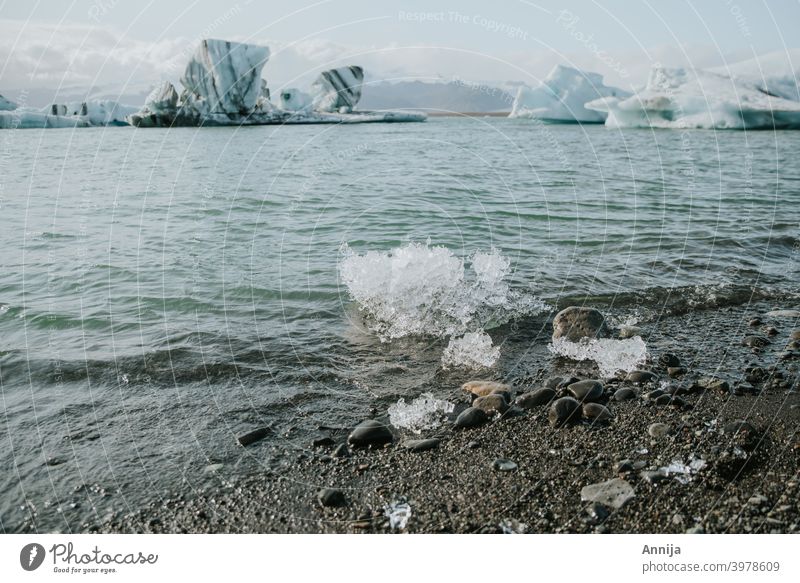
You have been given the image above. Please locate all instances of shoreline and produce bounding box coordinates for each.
[93,300,799,534]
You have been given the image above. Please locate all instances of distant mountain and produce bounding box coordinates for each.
[359,80,513,113]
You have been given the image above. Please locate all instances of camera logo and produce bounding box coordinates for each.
[20,543,46,571]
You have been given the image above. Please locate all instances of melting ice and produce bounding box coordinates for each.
[441,331,500,370]
[549,336,648,378]
[387,393,455,434]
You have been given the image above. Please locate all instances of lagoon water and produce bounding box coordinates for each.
[1,118,798,531]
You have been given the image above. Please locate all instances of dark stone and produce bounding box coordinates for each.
[454,407,489,429]
[765,326,778,337]
[318,488,346,507]
[548,397,582,428]
[641,470,669,484]
[583,403,613,422]
[654,394,673,406]
[645,389,665,400]
[626,370,658,384]
[742,335,770,348]
[613,387,637,401]
[552,306,610,342]
[744,367,767,384]
[237,426,271,447]
[567,379,604,402]
[332,443,350,458]
[658,353,681,368]
[312,436,335,447]
[749,317,762,326]
[348,420,393,448]
[667,366,687,378]
[696,377,730,393]
[614,459,634,473]
[515,387,556,409]
[723,420,760,450]
[543,377,564,390]
[403,438,441,452]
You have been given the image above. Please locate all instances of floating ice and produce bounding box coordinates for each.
[0,94,17,111]
[713,49,800,102]
[278,88,313,112]
[549,336,648,378]
[586,65,800,129]
[509,65,631,123]
[384,499,412,530]
[441,331,500,370]
[339,241,544,341]
[312,66,364,113]
[387,392,455,434]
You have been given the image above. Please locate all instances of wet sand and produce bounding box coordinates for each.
[100,301,799,534]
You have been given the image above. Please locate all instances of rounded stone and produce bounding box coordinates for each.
[473,394,509,415]
[791,330,800,341]
[658,353,681,368]
[402,438,441,452]
[567,379,604,402]
[648,422,670,438]
[613,387,637,401]
[493,458,518,472]
[667,366,687,378]
[515,387,556,409]
[552,306,610,342]
[317,488,346,507]
[742,335,770,348]
[454,407,489,429]
[548,397,582,428]
[348,420,393,448]
[626,370,658,384]
[461,380,510,398]
[583,403,613,422]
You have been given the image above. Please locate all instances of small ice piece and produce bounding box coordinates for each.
[441,331,500,370]
[580,478,635,509]
[660,456,707,484]
[499,519,528,534]
[548,336,648,378]
[384,499,411,530]
[387,392,455,434]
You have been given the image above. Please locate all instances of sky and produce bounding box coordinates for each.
[1,0,799,100]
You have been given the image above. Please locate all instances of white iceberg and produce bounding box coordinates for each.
[713,49,800,102]
[509,65,631,123]
[0,94,17,111]
[312,66,364,113]
[0,109,90,129]
[586,65,800,129]
[278,88,313,112]
[0,99,137,129]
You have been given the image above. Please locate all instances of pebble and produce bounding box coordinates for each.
[552,306,610,342]
[658,353,681,368]
[402,438,441,452]
[332,443,350,458]
[544,376,565,389]
[765,326,779,337]
[580,478,635,509]
[626,370,658,384]
[742,335,770,348]
[583,403,613,422]
[493,458,518,472]
[515,387,556,409]
[641,469,669,484]
[614,459,634,473]
[613,387,637,401]
[312,436,335,447]
[645,389,665,400]
[317,488,346,508]
[748,494,768,506]
[723,420,759,450]
[461,380,510,398]
[454,407,489,429]
[618,325,641,339]
[792,330,800,341]
[237,426,271,447]
[567,379,604,402]
[697,377,730,393]
[347,420,393,448]
[473,394,509,415]
[749,317,763,327]
[548,397,582,428]
[648,422,670,438]
[667,366,687,378]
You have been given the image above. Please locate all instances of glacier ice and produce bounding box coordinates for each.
[713,49,800,102]
[441,331,500,370]
[0,110,90,129]
[0,94,17,111]
[549,336,648,378]
[143,81,180,114]
[586,65,800,129]
[339,241,544,341]
[387,392,455,433]
[384,499,411,530]
[509,65,631,123]
[0,98,136,129]
[311,66,364,113]
[278,88,313,112]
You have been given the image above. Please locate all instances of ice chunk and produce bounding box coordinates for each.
[339,241,544,341]
[384,499,412,530]
[0,109,90,129]
[144,81,179,114]
[441,331,500,370]
[580,478,635,509]
[660,456,707,484]
[312,66,364,113]
[586,65,800,129]
[279,88,313,112]
[0,94,17,111]
[713,49,800,102]
[388,392,455,434]
[549,336,648,378]
[509,65,630,123]
[181,39,270,116]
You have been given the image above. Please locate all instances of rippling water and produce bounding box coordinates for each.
[1,118,798,531]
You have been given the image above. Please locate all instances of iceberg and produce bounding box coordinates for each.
[0,94,17,111]
[586,65,800,129]
[311,66,364,113]
[713,49,800,102]
[0,109,90,129]
[0,99,135,129]
[128,39,425,127]
[509,65,631,123]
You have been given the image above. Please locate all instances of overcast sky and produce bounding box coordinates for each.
[1,0,798,97]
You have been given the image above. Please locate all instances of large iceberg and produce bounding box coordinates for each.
[586,65,800,129]
[509,65,631,123]
[0,99,135,129]
[128,39,424,127]
[0,94,17,111]
[713,49,800,102]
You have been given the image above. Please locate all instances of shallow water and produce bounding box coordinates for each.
[0,118,798,531]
